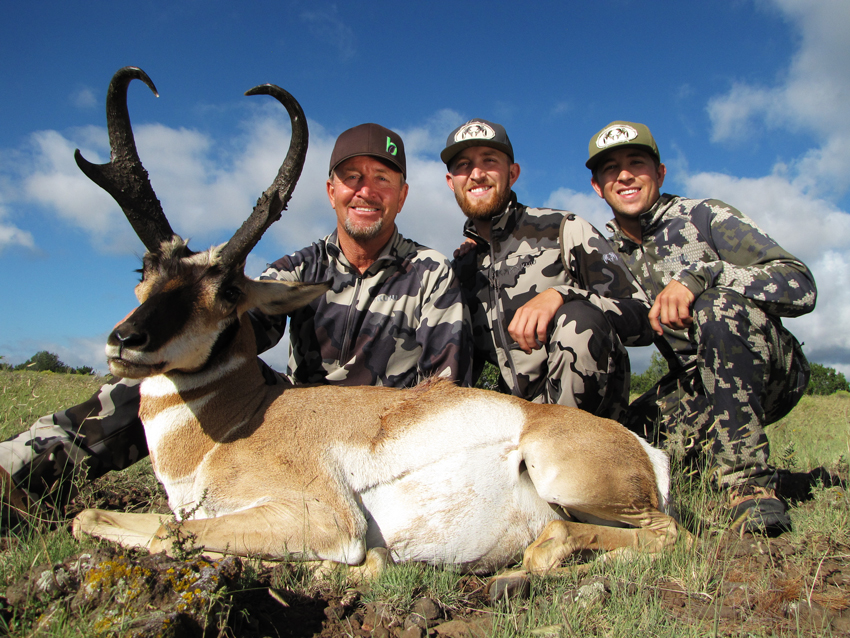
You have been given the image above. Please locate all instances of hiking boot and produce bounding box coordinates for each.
[728,483,791,535]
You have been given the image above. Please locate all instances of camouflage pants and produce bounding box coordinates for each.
[522,298,630,421]
[0,361,287,503]
[624,289,810,488]
[0,377,147,504]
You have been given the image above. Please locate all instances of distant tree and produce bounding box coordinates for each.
[73,365,96,376]
[14,351,70,373]
[806,363,850,395]
[475,362,501,391]
[630,352,669,395]
[0,355,10,371]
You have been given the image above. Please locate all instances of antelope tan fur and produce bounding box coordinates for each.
[72,67,682,596]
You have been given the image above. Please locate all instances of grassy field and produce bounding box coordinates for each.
[0,370,848,636]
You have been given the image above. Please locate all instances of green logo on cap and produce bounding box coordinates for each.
[386,137,398,156]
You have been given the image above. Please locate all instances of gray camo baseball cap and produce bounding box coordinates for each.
[441,118,514,166]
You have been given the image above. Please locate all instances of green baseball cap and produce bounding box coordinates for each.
[586,121,659,170]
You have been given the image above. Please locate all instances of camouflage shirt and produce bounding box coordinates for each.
[453,194,653,397]
[254,227,472,388]
[606,194,817,367]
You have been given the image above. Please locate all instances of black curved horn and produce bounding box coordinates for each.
[217,84,309,269]
[74,67,174,252]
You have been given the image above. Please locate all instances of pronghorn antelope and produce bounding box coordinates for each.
[72,67,681,596]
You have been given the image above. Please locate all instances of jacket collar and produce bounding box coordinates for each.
[325,226,404,272]
[606,193,678,250]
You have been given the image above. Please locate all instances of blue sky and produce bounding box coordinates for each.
[2,0,849,376]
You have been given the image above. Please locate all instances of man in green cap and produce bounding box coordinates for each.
[586,120,816,534]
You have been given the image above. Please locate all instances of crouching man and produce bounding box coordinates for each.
[587,120,816,533]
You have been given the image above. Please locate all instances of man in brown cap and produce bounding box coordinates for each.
[586,120,815,533]
[0,123,471,518]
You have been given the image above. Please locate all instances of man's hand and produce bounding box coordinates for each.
[453,238,477,259]
[508,289,564,353]
[649,280,696,334]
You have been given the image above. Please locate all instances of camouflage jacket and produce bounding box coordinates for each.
[453,194,653,397]
[606,193,817,367]
[254,227,472,387]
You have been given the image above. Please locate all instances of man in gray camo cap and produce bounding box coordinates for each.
[444,118,654,421]
[0,123,472,521]
[587,120,816,534]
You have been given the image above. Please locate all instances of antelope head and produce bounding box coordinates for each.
[77,67,329,378]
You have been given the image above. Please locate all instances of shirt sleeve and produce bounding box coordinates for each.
[553,215,655,347]
[672,200,817,318]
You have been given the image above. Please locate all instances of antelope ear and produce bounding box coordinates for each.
[244,279,332,316]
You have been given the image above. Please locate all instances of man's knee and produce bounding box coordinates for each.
[549,299,618,369]
[691,289,762,338]
[547,300,628,417]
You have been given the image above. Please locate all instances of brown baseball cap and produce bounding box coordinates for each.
[441,118,514,166]
[329,123,406,178]
[586,121,660,170]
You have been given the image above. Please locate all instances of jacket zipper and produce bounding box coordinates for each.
[488,241,523,396]
[340,275,362,364]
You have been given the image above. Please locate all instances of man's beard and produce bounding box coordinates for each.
[454,183,512,220]
[344,217,384,240]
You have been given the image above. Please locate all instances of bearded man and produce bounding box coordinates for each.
[445,119,653,419]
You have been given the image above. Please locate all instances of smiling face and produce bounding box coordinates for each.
[327,155,408,246]
[446,146,520,220]
[591,147,666,241]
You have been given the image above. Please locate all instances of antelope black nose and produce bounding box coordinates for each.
[109,327,148,349]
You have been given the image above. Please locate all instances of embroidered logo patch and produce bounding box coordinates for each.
[596,124,638,149]
[454,121,496,143]
[386,136,398,156]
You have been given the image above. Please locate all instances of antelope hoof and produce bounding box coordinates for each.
[71,509,97,540]
[487,569,530,603]
[347,547,393,584]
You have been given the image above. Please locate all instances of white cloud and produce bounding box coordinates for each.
[708,1,850,200]
[70,87,97,109]
[697,0,850,368]
[543,187,612,232]
[0,196,34,252]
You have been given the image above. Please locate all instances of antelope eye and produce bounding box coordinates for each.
[222,286,242,304]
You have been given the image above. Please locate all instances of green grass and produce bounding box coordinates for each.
[769,392,850,472]
[1,370,849,636]
[0,369,106,440]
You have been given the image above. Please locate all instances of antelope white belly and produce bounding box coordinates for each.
[337,398,563,571]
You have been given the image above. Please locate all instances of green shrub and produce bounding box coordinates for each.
[806,362,850,395]
[629,352,669,395]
